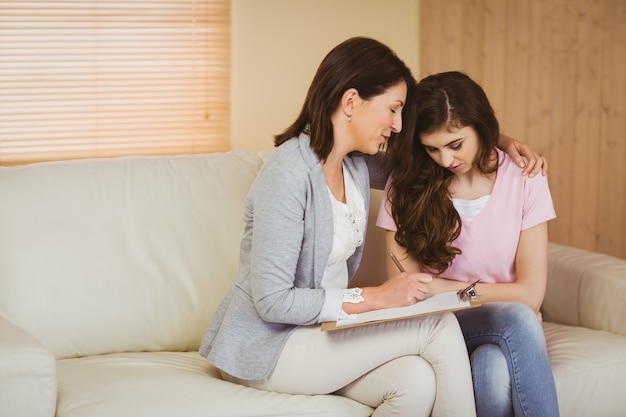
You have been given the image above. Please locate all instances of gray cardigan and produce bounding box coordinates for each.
[199,133,388,380]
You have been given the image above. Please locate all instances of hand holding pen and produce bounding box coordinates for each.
[388,252,432,303]
[389,252,480,303]
[389,251,406,273]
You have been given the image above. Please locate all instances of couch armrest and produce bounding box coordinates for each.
[542,243,626,337]
[0,315,57,417]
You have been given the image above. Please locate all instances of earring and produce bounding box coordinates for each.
[347,115,352,122]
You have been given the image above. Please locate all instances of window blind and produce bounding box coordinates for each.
[0,0,230,165]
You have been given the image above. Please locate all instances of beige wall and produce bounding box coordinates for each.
[230,0,420,152]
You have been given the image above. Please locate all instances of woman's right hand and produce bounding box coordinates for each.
[342,272,433,315]
[379,272,433,306]
[354,272,433,313]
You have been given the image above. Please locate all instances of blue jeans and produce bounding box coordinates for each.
[454,302,560,417]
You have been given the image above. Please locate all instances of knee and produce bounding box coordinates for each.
[489,301,534,319]
[434,311,464,334]
[471,344,510,392]
[471,345,513,417]
[471,344,508,379]
[491,302,545,340]
[394,356,435,388]
[386,356,436,402]
[374,356,437,417]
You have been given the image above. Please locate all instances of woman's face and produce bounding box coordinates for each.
[420,125,480,175]
[350,81,406,155]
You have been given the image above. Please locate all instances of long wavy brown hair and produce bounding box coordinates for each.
[274,37,416,162]
[385,71,500,273]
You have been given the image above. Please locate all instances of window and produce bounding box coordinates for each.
[0,0,230,165]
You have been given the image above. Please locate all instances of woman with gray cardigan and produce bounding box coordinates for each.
[199,37,543,417]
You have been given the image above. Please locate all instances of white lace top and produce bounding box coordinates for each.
[326,167,366,266]
[318,164,366,321]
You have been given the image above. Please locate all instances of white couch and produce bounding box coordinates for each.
[0,151,625,417]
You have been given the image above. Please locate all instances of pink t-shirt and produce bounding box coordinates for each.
[376,149,556,283]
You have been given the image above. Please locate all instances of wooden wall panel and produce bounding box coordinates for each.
[549,51,577,245]
[419,0,626,259]
[420,0,442,74]
[481,0,507,113]
[597,0,626,254]
[502,0,530,141]
[573,0,603,249]
[461,0,485,79]
[439,0,464,71]
[526,1,553,152]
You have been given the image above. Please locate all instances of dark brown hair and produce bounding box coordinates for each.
[274,37,416,161]
[385,71,499,273]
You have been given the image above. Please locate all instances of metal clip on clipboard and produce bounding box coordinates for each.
[457,279,481,303]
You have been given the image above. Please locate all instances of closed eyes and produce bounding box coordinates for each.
[424,141,463,153]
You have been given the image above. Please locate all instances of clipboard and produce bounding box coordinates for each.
[321,289,481,332]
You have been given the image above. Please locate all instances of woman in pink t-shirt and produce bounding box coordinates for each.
[377,71,560,417]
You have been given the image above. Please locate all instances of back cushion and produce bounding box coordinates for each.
[544,242,626,336]
[0,152,263,359]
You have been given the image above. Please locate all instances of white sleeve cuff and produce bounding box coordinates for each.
[318,288,344,323]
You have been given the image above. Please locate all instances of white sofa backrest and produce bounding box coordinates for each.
[0,152,264,359]
[543,242,626,336]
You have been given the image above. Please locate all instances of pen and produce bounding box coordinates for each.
[389,252,405,273]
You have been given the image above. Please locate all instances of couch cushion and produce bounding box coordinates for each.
[544,243,626,336]
[0,316,57,417]
[55,351,372,417]
[0,152,263,359]
[544,321,626,417]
